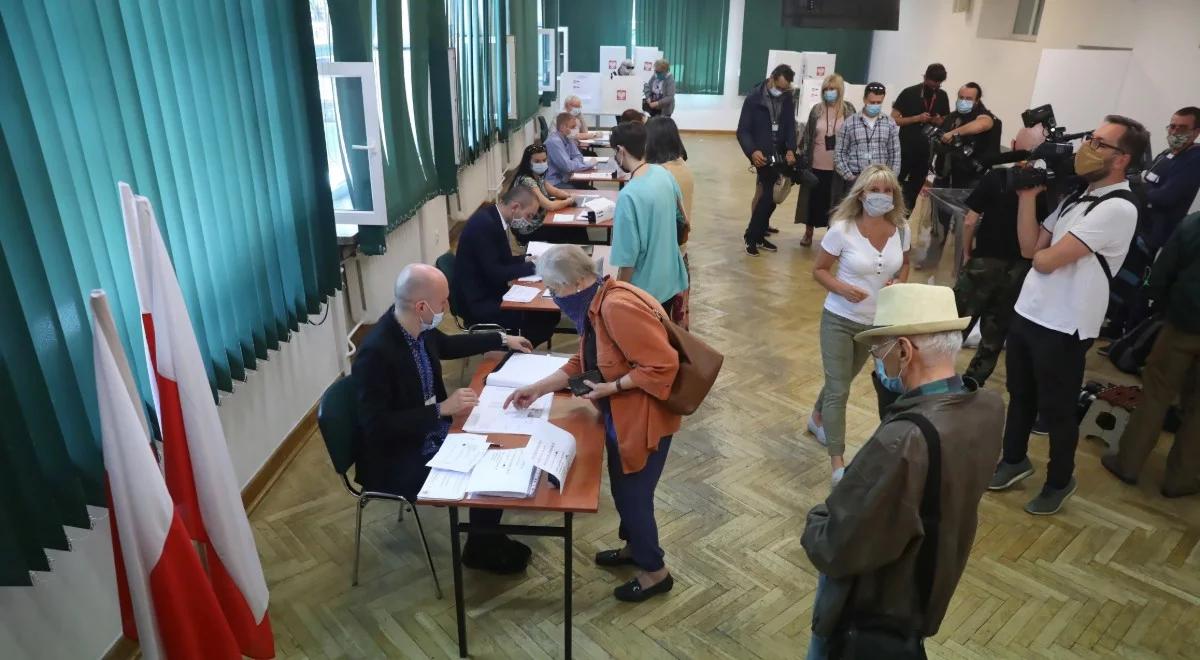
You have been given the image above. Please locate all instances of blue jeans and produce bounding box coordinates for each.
[603,413,672,572]
[805,574,831,660]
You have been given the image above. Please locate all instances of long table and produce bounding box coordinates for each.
[501,245,614,313]
[570,159,629,185]
[417,356,603,659]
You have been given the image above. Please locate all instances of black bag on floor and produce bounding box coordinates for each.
[1107,316,1164,375]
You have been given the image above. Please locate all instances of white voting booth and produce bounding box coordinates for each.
[766,51,838,119]
[634,46,663,85]
[600,76,642,116]
[599,45,626,76]
[559,71,602,113]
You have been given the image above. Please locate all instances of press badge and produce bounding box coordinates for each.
[825,135,836,150]
[772,122,779,133]
[425,395,436,406]
[1145,171,1160,183]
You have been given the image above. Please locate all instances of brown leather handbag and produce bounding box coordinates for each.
[609,283,723,415]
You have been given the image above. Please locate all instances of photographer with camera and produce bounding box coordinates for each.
[932,83,998,190]
[989,116,1149,516]
[737,64,798,256]
[892,64,951,210]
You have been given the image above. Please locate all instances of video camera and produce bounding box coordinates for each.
[765,151,819,188]
[1000,104,1092,194]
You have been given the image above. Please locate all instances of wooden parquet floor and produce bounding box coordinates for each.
[251,136,1200,659]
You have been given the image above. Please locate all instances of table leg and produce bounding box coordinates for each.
[449,507,467,658]
[564,512,573,660]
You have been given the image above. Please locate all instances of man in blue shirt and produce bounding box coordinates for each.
[608,121,690,323]
[544,112,593,188]
[1143,106,1200,251]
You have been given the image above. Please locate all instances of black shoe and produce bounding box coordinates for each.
[595,548,638,567]
[614,574,674,602]
[758,238,778,252]
[746,243,760,257]
[462,539,529,575]
[504,537,532,562]
[1100,454,1137,485]
[766,226,780,235]
[1162,483,1200,498]
[1031,417,1049,436]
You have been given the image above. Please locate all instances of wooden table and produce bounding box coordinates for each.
[501,245,614,314]
[418,356,603,659]
[542,190,617,244]
[570,159,629,185]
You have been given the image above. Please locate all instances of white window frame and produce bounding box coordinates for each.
[317,61,387,226]
[557,26,569,76]
[537,27,556,92]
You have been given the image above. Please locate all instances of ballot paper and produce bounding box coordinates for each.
[463,386,553,435]
[525,422,577,489]
[502,284,540,303]
[550,213,577,224]
[517,274,542,282]
[425,433,491,472]
[485,353,570,388]
[465,448,540,498]
[418,468,471,501]
[525,241,554,259]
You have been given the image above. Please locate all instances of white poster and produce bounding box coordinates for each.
[599,45,626,75]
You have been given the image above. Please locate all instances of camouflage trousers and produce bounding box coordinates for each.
[954,257,1031,386]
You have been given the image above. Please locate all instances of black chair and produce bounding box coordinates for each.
[535,115,549,144]
[317,377,442,596]
[435,250,511,372]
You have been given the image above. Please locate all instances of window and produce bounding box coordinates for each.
[538,27,557,92]
[1012,0,1044,36]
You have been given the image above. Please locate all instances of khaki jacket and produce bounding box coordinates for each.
[801,384,1003,638]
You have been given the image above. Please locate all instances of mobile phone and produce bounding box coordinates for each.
[568,370,604,396]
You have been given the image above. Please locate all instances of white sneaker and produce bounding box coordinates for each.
[831,467,846,487]
[807,415,828,447]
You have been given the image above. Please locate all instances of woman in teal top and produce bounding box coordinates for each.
[608,121,690,325]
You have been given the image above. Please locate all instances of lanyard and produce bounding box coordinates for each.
[922,90,936,115]
[825,106,837,138]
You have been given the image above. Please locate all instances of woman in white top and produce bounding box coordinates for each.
[808,164,910,484]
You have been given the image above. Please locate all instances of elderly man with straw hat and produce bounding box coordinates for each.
[800,283,1003,659]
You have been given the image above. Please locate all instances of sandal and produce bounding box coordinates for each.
[799,235,813,247]
[594,548,638,567]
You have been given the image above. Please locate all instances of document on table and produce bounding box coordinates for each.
[425,433,491,472]
[485,353,570,388]
[550,213,577,223]
[525,241,554,259]
[517,274,542,282]
[465,448,540,498]
[525,422,577,489]
[502,284,540,303]
[418,468,471,501]
[541,288,553,298]
[463,386,552,435]
[583,156,610,165]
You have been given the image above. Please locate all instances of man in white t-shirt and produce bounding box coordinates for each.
[989,115,1150,515]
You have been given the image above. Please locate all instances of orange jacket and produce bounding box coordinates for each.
[564,279,681,473]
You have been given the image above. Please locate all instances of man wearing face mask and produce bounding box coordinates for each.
[892,64,951,210]
[1142,107,1200,252]
[354,264,535,574]
[545,112,593,189]
[933,83,998,190]
[736,64,798,256]
[802,283,1003,660]
[453,184,562,347]
[989,115,1150,516]
[563,95,596,140]
[834,82,901,187]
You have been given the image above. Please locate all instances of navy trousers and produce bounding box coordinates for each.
[603,414,672,572]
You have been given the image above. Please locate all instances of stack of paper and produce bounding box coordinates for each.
[418,469,471,501]
[463,386,552,435]
[425,433,492,471]
[485,353,570,388]
[525,422,577,489]
[502,284,540,303]
[465,448,540,498]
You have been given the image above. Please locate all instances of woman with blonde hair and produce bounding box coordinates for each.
[797,73,857,246]
[807,164,910,484]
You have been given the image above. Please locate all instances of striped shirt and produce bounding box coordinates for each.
[834,113,902,181]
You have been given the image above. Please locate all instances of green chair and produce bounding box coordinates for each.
[317,376,442,597]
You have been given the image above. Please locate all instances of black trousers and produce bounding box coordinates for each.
[898,151,929,212]
[745,166,779,246]
[1002,315,1093,489]
[805,169,835,229]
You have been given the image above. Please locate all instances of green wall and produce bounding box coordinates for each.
[738,0,873,94]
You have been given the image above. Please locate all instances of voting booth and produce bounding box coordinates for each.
[634,46,663,85]
[559,71,602,111]
[599,45,626,76]
[797,78,824,122]
[600,76,642,116]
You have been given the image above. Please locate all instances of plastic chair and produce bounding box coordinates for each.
[317,377,442,597]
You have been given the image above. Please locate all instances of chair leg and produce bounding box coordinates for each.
[353,498,367,587]
[409,504,444,600]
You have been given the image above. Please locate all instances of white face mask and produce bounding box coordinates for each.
[567,127,579,138]
[569,107,581,116]
[418,303,444,332]
[768,86,784,98]
[862,192,895,217]
[531,161,549,175]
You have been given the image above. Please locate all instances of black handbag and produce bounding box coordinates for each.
[830,412,941,660]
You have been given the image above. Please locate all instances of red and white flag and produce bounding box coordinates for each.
[119,183,274,658]
[91,291,241,660]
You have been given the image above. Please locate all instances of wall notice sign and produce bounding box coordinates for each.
[617,90,626,101]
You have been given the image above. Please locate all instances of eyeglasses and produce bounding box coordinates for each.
[866,83,886,94]
[1086,137,1125,154]
[869,339,898,360]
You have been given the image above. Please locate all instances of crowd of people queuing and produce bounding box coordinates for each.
[350,57,1199,658]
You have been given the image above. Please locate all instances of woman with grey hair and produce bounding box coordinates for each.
[504,244,681,602]
[643,59,675,118]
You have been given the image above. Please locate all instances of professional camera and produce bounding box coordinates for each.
[923,124,975,159]
[1000,104,1092,193]
[765,152,819,188]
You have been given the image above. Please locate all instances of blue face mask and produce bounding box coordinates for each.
[875,358,905,393]
[956,99,975,114]
[551,280,601,332]
[864,103,882,118]
[656,71,666,80]
[823,89,838,103]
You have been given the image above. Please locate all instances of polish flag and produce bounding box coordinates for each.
[91,291,241,660]
[119,184,274,658]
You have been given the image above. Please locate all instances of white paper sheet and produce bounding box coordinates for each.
[541,288,553,298]
[418,468,470,501]
[485,353,570,388]
[425,433,491,472]
[525,241,555,259]
[583,156,610,165]
[550,213,577,224]
[517,274,542,282]
[462,386,553,436]
[502,284,540,303]
[465,448,539,498]
[525,422,577,489]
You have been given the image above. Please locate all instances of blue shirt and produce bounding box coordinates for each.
[544,131,588,186]
[610,165,689,303]
[398,323,450,457]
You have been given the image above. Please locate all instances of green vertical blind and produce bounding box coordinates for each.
[559,1,632,74]
[509,0,541,123]
[445,0,505,162]
[0,0,337,586]
[738,0,873,95]
[635,0,730,95]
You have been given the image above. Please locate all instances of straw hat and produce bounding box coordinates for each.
[854,283,971,343]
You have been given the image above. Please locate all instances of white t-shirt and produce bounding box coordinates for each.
[1014,180,1138,339]
[821,220,911,324]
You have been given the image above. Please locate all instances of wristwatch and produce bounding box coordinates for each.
[614,379,623,392]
